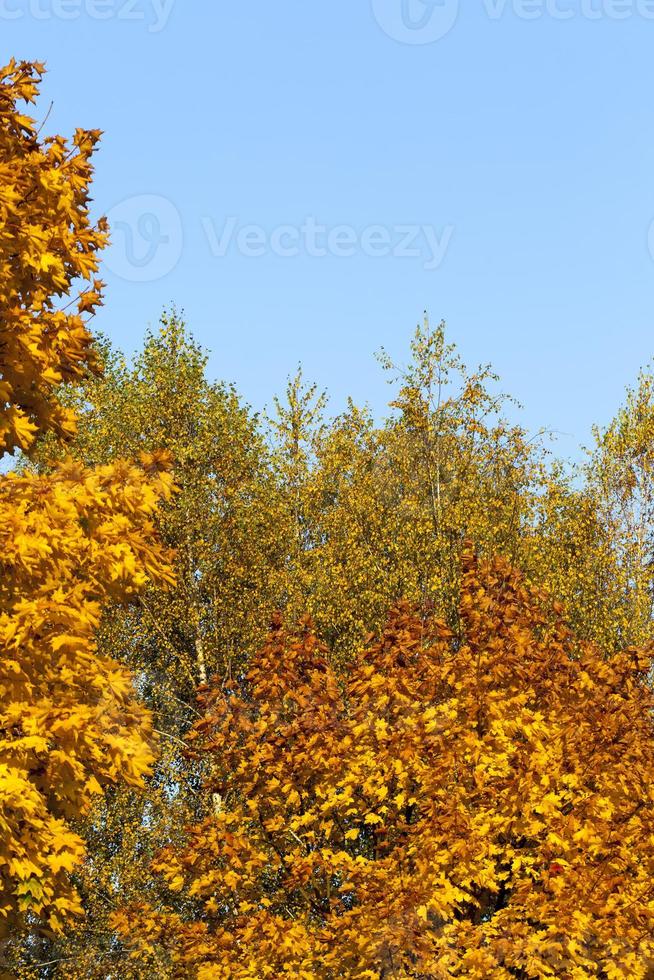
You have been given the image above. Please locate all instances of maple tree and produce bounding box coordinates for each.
[4,44,654,980]
[0,59,106,457]
[0,453,173,949]
[0,59,173,969]
[21,314,654,978]
[118,550,654,979]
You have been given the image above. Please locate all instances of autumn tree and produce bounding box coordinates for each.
[291,319,564,658]
[0,454,173,951]
[21,314,294,977]
[22,304,654,976]
[43,312,291,690]
[0,59,173,969]
[118,551,654,979]
[583,366,654,647]
[281,317,650,660]
[0,59,105,456]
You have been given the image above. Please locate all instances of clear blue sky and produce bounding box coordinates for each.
[5,2,654,457]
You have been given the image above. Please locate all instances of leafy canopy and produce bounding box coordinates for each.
[0,59,106,456]
[119,551,654,979]
[0,60,173,957]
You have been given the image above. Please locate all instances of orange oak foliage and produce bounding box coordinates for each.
[0,59,106,456]
[119,552,654,978]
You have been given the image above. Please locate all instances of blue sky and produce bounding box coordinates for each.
[5,2,654,457]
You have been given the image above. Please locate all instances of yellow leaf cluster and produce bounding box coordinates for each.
[0,60,174,956]
[0,453,173,941]
[0,59,107,456]
[120,551,654,977]
[40,314,654,976]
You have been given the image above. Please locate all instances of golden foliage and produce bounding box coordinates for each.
[19,316,292,976]
[0,59,106,456]
[0,60,173,962]
[0,454,173,941]
[33,315,654,977]
[7,44,654,980]
[119,552,654,978]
